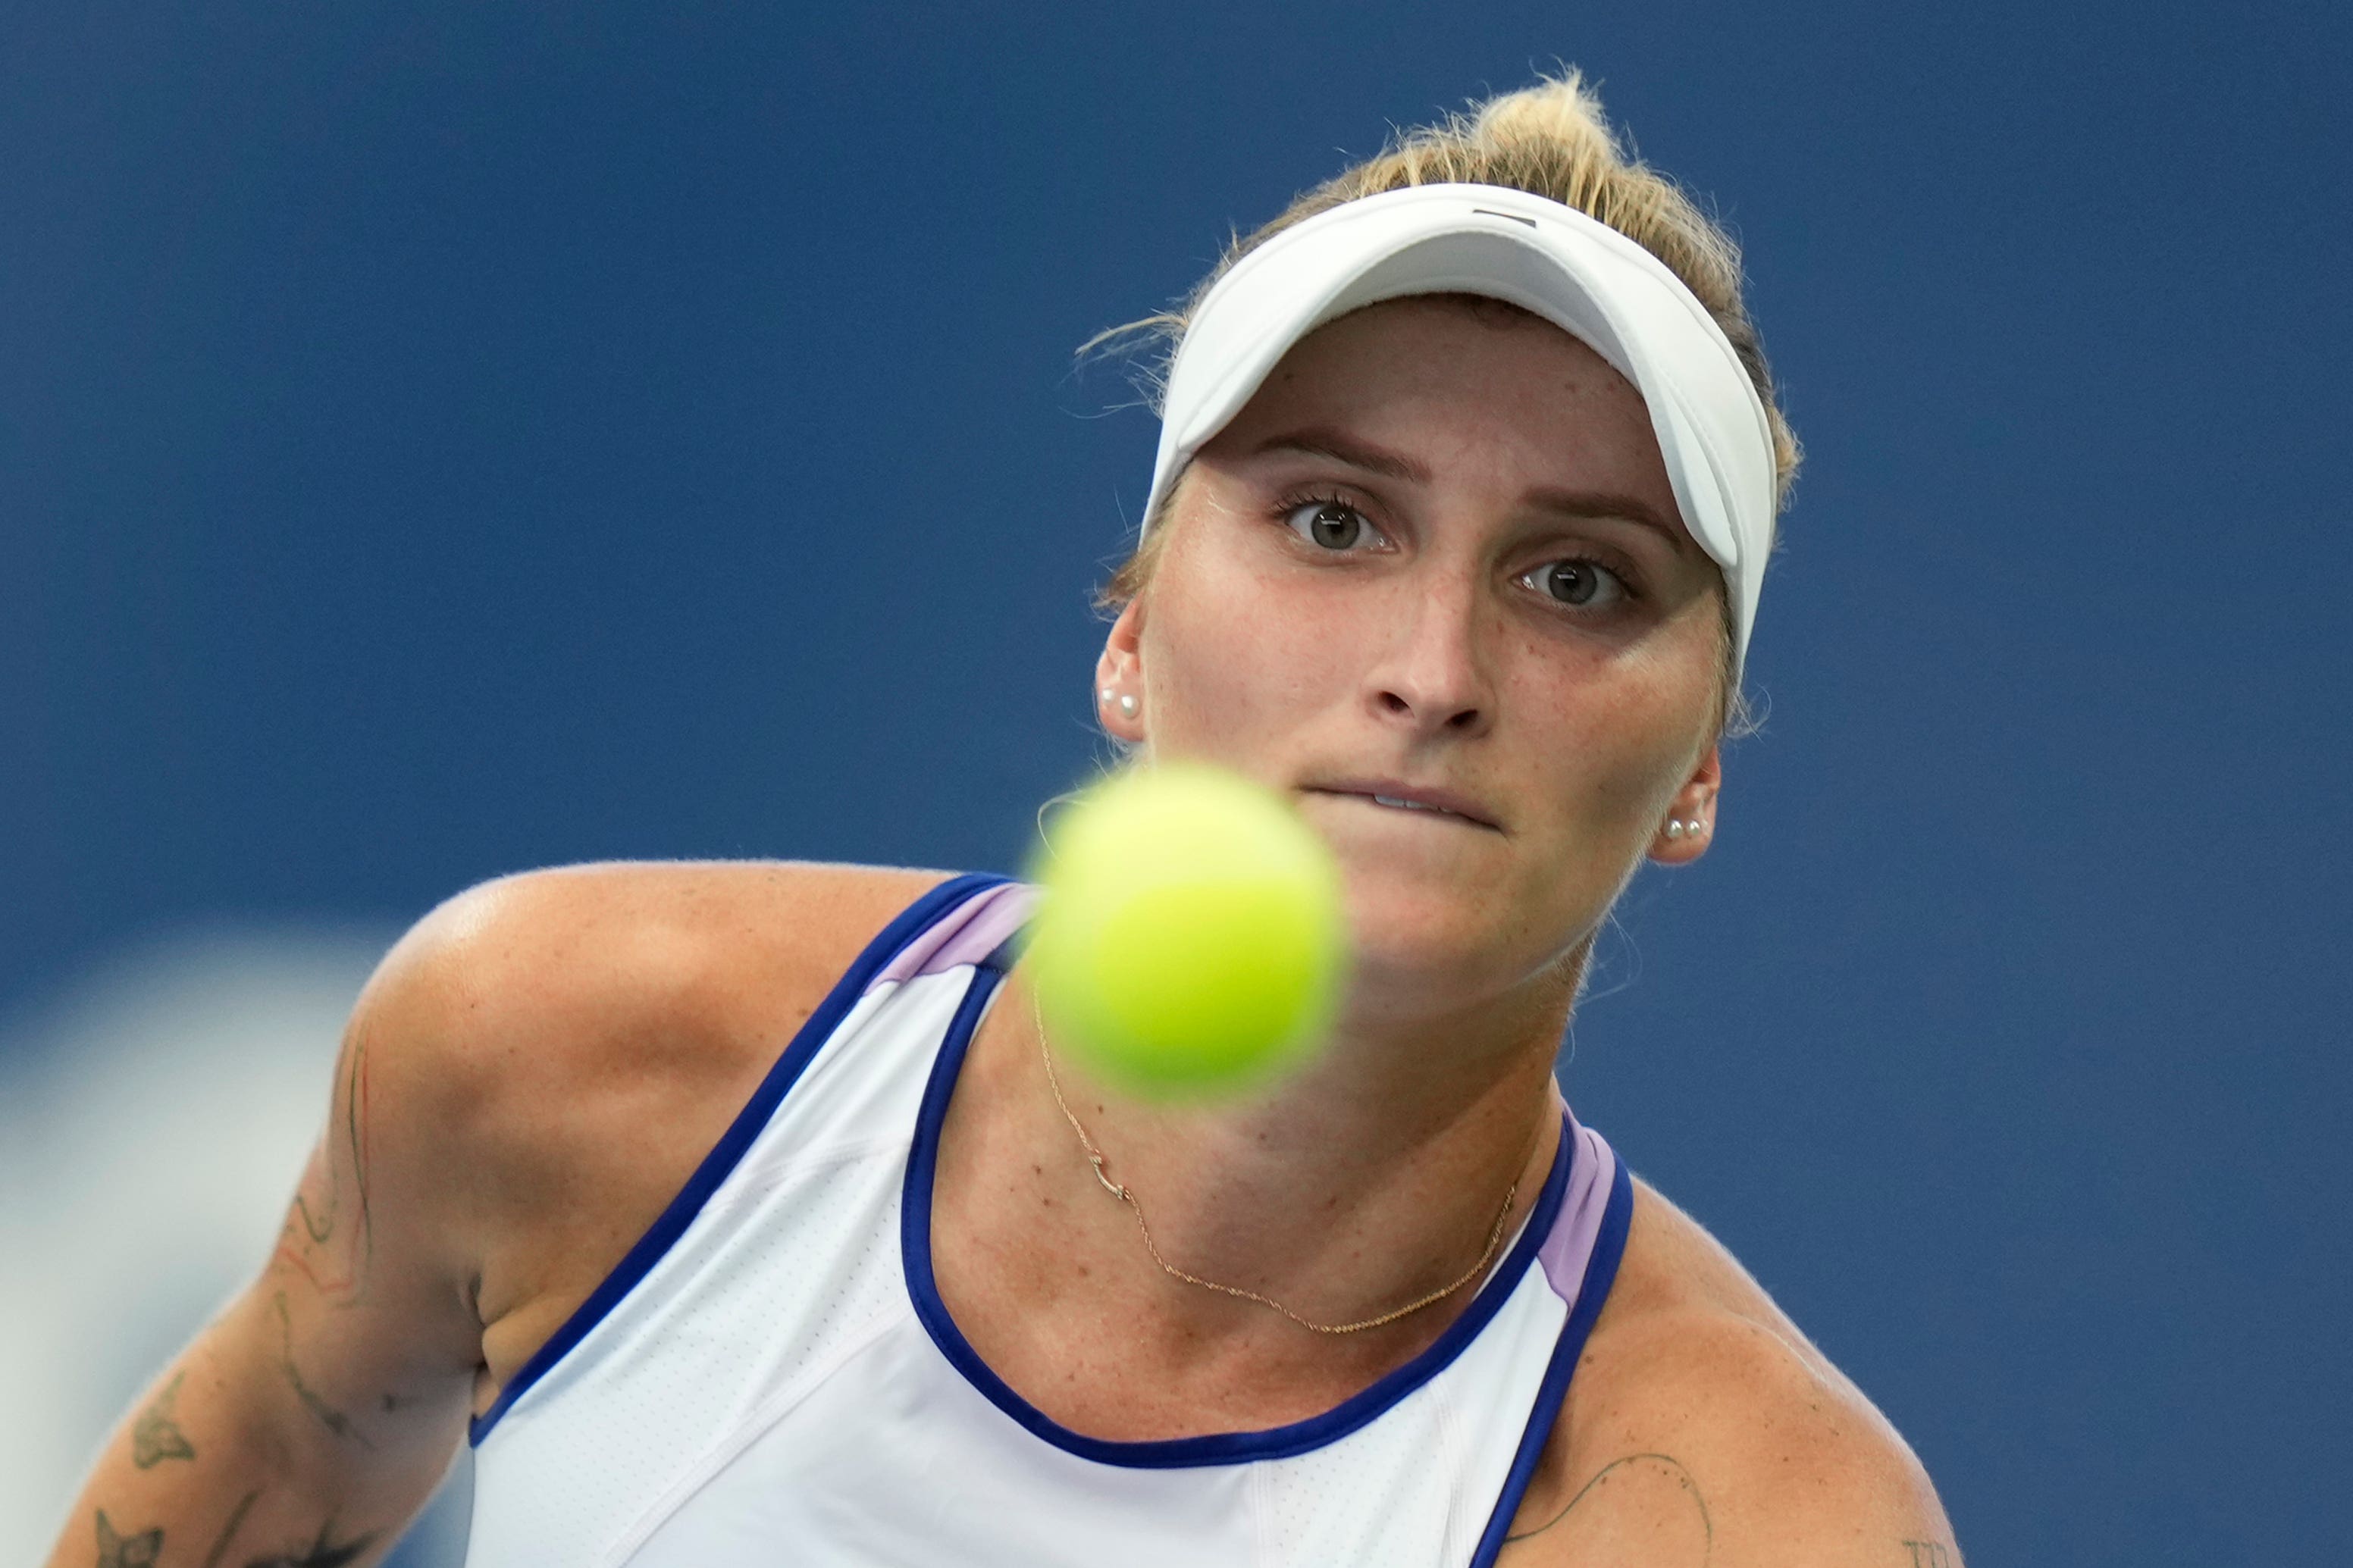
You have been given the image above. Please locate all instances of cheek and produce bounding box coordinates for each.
[1490,606,1715,869]
[1138,540,1368,756]
[1524,640,1716,849]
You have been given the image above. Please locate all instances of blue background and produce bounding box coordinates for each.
[6,2,2348,1560]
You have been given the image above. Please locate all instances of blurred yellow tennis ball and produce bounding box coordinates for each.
[1025,763,1346,1100]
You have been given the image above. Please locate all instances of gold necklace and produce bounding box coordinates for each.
[1036,1016,1531,1335]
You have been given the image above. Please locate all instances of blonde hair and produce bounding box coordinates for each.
[1095,70,1796,737]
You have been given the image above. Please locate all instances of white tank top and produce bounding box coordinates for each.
[465,874,1633,1566]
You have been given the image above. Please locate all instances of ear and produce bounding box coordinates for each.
[1093,596,1148,744]
[1646,741,1722,865]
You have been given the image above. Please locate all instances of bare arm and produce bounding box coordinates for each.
[1499,1416,1963,1568]
[43,922,486,1568]
[43,859,954,1568]
[1501,1185,1965,1568]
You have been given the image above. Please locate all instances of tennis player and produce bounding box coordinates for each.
[48,74,1963,1566]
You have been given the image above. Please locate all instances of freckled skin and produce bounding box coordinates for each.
[1106,296,1727,1028]
[917,295,1744,1442]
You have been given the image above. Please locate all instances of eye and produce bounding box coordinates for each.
[1520,558,1630,609]
[1282,498,1384,552]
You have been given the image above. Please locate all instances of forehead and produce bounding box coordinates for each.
[1240,292,1633,408]
[1201,295,1675,510]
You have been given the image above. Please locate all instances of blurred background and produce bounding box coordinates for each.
[4,1,2347,1562]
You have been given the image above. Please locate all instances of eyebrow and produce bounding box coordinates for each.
[1254,428,1430,484]
[1252,426,1687,546]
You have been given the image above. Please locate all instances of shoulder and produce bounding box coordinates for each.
[381,859,956,1015]
[363,859,957,1096]
[1504,1180,1962,1567]
[350,861,958,1362]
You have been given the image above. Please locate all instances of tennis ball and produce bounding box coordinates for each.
[1024,763,1347,1101]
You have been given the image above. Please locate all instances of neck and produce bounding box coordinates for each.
[978,957,1576,1347]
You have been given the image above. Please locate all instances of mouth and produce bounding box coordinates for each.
[1303,780,1505,833]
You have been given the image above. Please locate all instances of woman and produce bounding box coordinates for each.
[49,74,1962,1567]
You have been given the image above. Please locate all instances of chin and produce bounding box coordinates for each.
[1339,872,1515,991]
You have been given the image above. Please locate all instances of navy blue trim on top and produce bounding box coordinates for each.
[468,871,1014,1446]
[1465,1153,1637,1566]
[901,994,1578,1469]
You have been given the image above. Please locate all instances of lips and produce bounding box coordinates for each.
[1305,779,1503,831]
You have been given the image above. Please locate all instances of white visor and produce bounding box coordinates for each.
[1140,182,1778,678]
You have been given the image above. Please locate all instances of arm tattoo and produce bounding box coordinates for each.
[274,1029,375,1306]
[200,1491,262,1568]
[94,1510,163,1568]
[1903,1541,1957,1567]
[130,1371,196,1467]
[270,1291,372,1449]
[240,1517,380,1568]
[1504,1451,1712,1560]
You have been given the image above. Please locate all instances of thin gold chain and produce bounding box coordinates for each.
[1036,1016,1531,1335]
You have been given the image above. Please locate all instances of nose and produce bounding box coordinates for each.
[1362,571,1494,739]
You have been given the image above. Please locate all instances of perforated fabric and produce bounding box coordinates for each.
[466,878,1628,1567]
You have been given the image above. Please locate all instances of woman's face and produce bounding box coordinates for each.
[1099,296,1728,1018]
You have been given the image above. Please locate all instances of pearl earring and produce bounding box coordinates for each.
[1117,693,1139,718]
[1665,819,1686,840]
